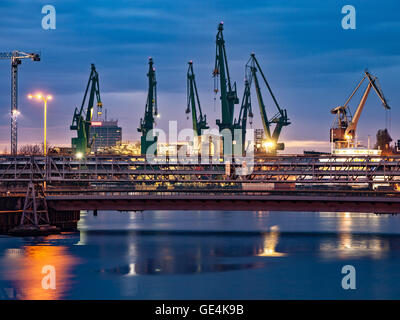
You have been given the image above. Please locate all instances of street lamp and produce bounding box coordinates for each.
[28,93,52,156]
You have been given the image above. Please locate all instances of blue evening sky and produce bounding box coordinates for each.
[0,0,399,153]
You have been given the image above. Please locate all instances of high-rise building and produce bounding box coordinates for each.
[89,120,122,152]
[255,128,264,153]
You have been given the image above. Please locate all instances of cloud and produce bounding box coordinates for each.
[0,0,399,153]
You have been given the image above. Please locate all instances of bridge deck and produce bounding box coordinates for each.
[45,191,400,213]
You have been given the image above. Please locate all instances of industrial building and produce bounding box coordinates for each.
[89,120,122,152]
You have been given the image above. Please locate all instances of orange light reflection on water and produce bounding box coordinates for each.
[4,234,79,300]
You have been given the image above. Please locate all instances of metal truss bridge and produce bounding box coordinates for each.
[1,154,400,186]
[2,155,400,213]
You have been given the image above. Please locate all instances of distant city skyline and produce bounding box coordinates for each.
[0,0,399,153]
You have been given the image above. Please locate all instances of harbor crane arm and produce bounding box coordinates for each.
[246,53,290,149]
[138,57,157,136]
[138,57,158,155]
[234,79,253,155]
[331,70,390,141]
[70,64,102,155]
[213,22,239,130]
[186,61,208,136]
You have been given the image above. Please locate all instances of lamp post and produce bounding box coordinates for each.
[28,93,52,156]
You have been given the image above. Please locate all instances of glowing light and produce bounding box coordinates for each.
[263,140,275,150]
[27,93,52,101]
[76,152,83,159]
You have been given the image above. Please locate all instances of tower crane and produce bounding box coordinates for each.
[0,51,40,155]
[245,53,290,154]
[330,70,390,149]
[213,22,239,152]
[186,60,209,136]
[138,57,158,155]
[70,64,103,157]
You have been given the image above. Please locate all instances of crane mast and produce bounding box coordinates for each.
[70,64,103,156]
[330,70,390,149]
[213,22,239,140]
[245,53,290,154]
[0,51,40,155]
[138,57,158,155]
[186,61,209,136]
[234,79,253,155]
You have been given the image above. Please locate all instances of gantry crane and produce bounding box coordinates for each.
[213,22,239,152]
[330,70,390,149]
[138,57,158,155]
[0,51,40,155]
[70,64,103,157]
[186,61,209,137]
[245,53,290,154]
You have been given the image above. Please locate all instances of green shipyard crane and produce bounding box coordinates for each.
[246,53,290,154]
[0,51,40,155]
[186,60,209,136]
[70,64,103,157]
[138,57,158,155]
[233,79,253,155]
[213,22,239,148]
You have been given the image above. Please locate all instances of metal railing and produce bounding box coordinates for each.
[1,154,400,185]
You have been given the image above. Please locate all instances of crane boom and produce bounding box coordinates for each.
[186,61,208,136]
[234,79,253,155]
[330,70,390,149]
[245,53,290,153]
[138,57,158,155]
[213,22,239,133]
[0,51,40,155]
[70,64,103,156]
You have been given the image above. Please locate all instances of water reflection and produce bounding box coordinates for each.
[2,234,79,300]
[101,261,267,276]
[319,212,389,259]
[257,226,287,257]
[98,230,275,276]
[2,210,400,299]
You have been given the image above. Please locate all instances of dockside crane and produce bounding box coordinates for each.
[213,22,239,151]
[70,64,103,157]
[186,61,209,136]
[330,70,390,149]
[245,53,290,154]
[0,51,40,155]
[233,79,253,155]
[138,57,158,155]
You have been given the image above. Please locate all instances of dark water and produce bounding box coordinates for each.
[1,211,400,299]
